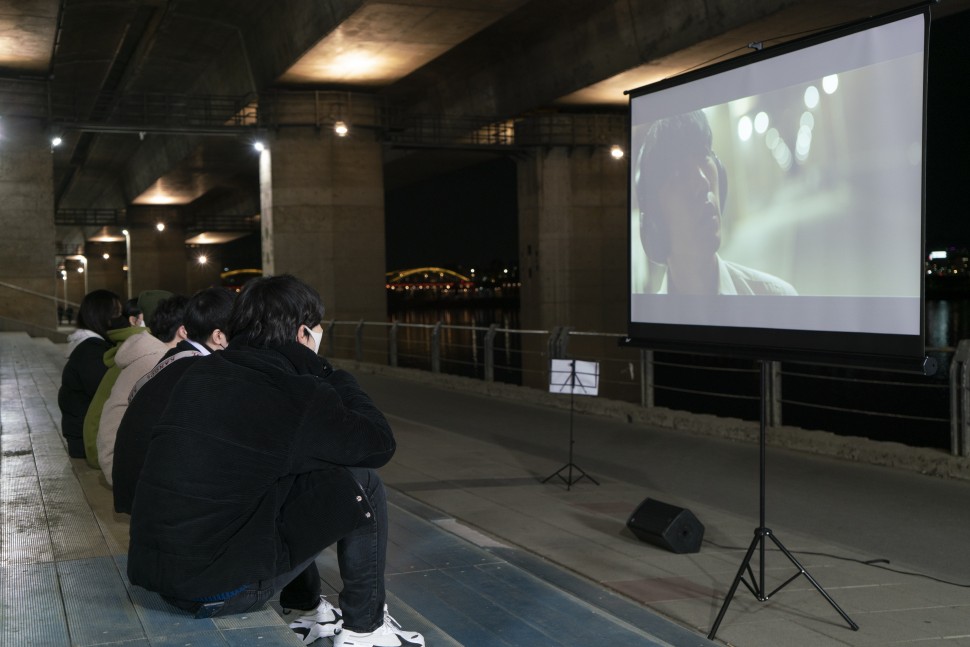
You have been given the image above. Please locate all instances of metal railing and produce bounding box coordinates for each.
[323,319,965,457]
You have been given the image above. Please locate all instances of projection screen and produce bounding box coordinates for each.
[626,8,929,371]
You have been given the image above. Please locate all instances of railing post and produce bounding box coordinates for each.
[558,327,572,358]
[950,340,970,457]
[431,321,442,373]
[484,324,497,382]
[355,320,364,362]
[325,321,335,356]
[548,326,563,360]
[389,321,399,367]
[640,349,654,408]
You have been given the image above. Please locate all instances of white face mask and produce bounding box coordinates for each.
[304,326,323,354]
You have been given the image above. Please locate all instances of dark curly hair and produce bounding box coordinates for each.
[226,275,325,348]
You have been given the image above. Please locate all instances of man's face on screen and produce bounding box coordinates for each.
[656,150,722,262]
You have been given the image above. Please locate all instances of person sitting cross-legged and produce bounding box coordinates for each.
[126,275,424,647]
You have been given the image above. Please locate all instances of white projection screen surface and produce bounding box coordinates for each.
[626,8,928,370]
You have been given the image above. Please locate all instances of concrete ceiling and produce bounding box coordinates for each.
[0,0,966,243]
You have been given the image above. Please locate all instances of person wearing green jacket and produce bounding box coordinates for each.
[82,290,173,468]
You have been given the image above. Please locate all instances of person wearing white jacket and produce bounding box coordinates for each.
[97,295,188,485]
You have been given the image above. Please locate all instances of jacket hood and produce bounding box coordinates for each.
[115,331,168,370]
[104,326,150,367]
[65,329,102,356]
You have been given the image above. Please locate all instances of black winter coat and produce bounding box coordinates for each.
[112,343,202,514]
[59,337,112,458]
[127,341,395,600]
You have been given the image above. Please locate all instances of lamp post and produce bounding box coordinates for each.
[122,229,132,299]
[78,254,88,296]
[60,269,67,311]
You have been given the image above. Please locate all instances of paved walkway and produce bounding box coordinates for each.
[3,330,970,646]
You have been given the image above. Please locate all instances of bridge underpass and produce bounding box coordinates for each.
[1,0,967,339]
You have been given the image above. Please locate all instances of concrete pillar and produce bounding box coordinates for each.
[518,146,628,331]
[127,214,188,296]
[258,95,387,326]
[85,243,128,299]
[517,143,628,391]
[0,117,57,330]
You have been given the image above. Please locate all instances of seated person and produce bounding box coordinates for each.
[81,289,172,467]
[112,287,235,514]
[59,289,122,458]
[126,275,424,647]
[96,294,188,485]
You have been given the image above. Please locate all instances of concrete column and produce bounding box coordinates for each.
[517,146,628,332]
[517,144,628,390]
[259,99,387,324]
[85,244,128,299]
[127,216,188,296]
[0,117,57,330]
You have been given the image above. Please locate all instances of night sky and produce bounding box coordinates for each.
[384,157,518,272]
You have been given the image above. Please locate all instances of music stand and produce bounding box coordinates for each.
[708,359,858,639]
[542,359,600,490]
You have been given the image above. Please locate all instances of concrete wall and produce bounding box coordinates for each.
[0,118,57,329]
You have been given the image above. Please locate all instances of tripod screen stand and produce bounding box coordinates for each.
[708,359,859,640]
[542,359,600,490]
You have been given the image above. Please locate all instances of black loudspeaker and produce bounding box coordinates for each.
[627,498,704,554]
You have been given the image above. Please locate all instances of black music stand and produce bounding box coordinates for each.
[542,359,600,490]
[708,359,858,639]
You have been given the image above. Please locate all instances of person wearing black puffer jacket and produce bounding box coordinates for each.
[58,289,122,459]
[127,275,424,647]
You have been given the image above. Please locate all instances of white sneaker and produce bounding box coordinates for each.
[286,596,343,644]
[334,605,425,647]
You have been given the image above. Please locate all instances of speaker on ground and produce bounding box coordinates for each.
[627,498,704,554]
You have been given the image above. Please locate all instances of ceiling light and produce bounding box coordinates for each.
[102,253,110,260]
[334,121,349,137]
[156,222,165,232]
[253,141,265,152]
[51,136,62,147]
[610,145,624,159]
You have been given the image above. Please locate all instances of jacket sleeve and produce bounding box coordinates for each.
[295,369,396,470]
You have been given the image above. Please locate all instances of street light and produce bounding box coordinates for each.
[60,269,67,312]
[122,229,132,299]
[66,254,88,296]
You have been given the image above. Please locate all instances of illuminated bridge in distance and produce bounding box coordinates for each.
[386,266,520,308]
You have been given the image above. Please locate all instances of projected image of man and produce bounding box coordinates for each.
[636,110,797,296]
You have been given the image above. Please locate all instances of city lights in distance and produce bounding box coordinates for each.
[929,250,947,260]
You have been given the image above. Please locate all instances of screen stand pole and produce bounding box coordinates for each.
[708,359,859,640]
[541,360,599,491]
